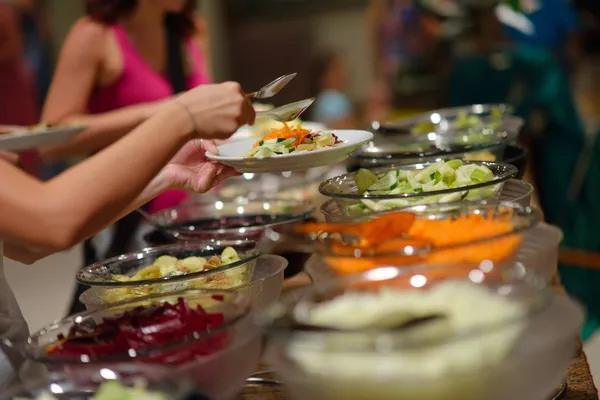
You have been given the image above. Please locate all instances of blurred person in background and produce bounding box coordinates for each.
[8,0,62,178]
[0,2,39,176]
[496,0,582,74]
[366,0,451,120]
[6,0,53,107]
[450,1,600,342]
[310,51,357,129]
[40,0,212,315]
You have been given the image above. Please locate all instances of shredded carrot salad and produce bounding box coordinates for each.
[253,122,312,148]
[297,211,523,275]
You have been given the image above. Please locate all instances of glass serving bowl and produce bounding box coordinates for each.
[372,103,514,135]
[260,264,583,400]
[24,290,261,400]
[76,241,260,305]
[320,179,534,223]
[0,364,193,400]
[207,166,345,203]
[147,198,315,241]
[355,115,522,167]
[80,254,288,312]
[273,201,541,278]
[319,161,518,215]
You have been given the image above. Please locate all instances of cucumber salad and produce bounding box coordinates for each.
[244,131,342,158]
[349,160,500,214]
[411,107,504,136]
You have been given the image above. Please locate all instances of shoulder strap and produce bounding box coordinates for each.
[165,20,186,95]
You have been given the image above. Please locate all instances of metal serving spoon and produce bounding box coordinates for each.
[247,73,297,100]
[256,98,315,123]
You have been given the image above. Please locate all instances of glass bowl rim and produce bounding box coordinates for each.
[359,115,523,161]
[76,241,261,287]
[312,200,541,257]
[24,289,251,365]
[149,197,316,239]
[260,262,553,348]
[319,181,534,218]
[78,254,290,306]
[318,161,518,200]
[372,103,515,131]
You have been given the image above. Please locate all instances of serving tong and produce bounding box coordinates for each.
[246,73,314,122]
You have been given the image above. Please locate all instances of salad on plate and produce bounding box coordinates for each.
[244,123,342,158]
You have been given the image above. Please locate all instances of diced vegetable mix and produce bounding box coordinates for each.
[244,123,342,158]
[100,247,254,304]
[349,160,500,214]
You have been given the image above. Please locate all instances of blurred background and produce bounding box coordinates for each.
[4,0,600,380]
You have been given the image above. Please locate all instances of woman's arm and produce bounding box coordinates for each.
[39,18,167,162]
[0,82,252,261]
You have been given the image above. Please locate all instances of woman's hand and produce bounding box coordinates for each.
[137,139,238,205]
[161,139,239,193]
[175,82,255,140]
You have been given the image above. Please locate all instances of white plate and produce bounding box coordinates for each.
[207,129,374,173]
[0,125,85,151]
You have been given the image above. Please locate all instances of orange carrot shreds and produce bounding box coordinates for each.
[426,235,523,265]
[326,254,425,275]
[252,122,312,148]
[408,213,516,248]
[297,212,417,246]
[322,212,523,276]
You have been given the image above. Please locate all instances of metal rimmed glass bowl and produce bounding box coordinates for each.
[260,264,583,400]
[24,290,261,400]
[146,198,315,241]
[0,364,193,400]
[320,179,534,223]
[372,103,514,135]
[76,241,260,305]
[208,166,345,202]
[319,161,518,215]
[355,116,523,167]
[272,201,540,279]
[80,254,288,312]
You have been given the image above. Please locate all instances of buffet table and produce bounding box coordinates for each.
[241,353,598,399]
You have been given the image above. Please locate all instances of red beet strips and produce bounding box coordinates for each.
[48,297,230,365]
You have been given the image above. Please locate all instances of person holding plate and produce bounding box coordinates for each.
[0,82,254,389]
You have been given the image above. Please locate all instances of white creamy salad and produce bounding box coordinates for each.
[286,281,526,400]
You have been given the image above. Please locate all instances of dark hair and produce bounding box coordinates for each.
[85,0,198,38]
[309,51,338,97]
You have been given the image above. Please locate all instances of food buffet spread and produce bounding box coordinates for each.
[1,103,598,400]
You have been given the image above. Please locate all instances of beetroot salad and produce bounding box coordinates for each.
[47,296,240,365]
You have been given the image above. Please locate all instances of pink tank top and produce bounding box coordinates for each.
[89,25,210,214]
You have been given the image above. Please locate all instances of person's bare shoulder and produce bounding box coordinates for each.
[61,17,110,60]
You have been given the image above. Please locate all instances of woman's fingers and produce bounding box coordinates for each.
[199,139,219,155]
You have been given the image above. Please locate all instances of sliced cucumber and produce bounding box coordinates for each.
[347,203,368,216]
[361,199,381,212]
[255,147,275,157]
[367,170,398,191]
[355,169,379,194]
